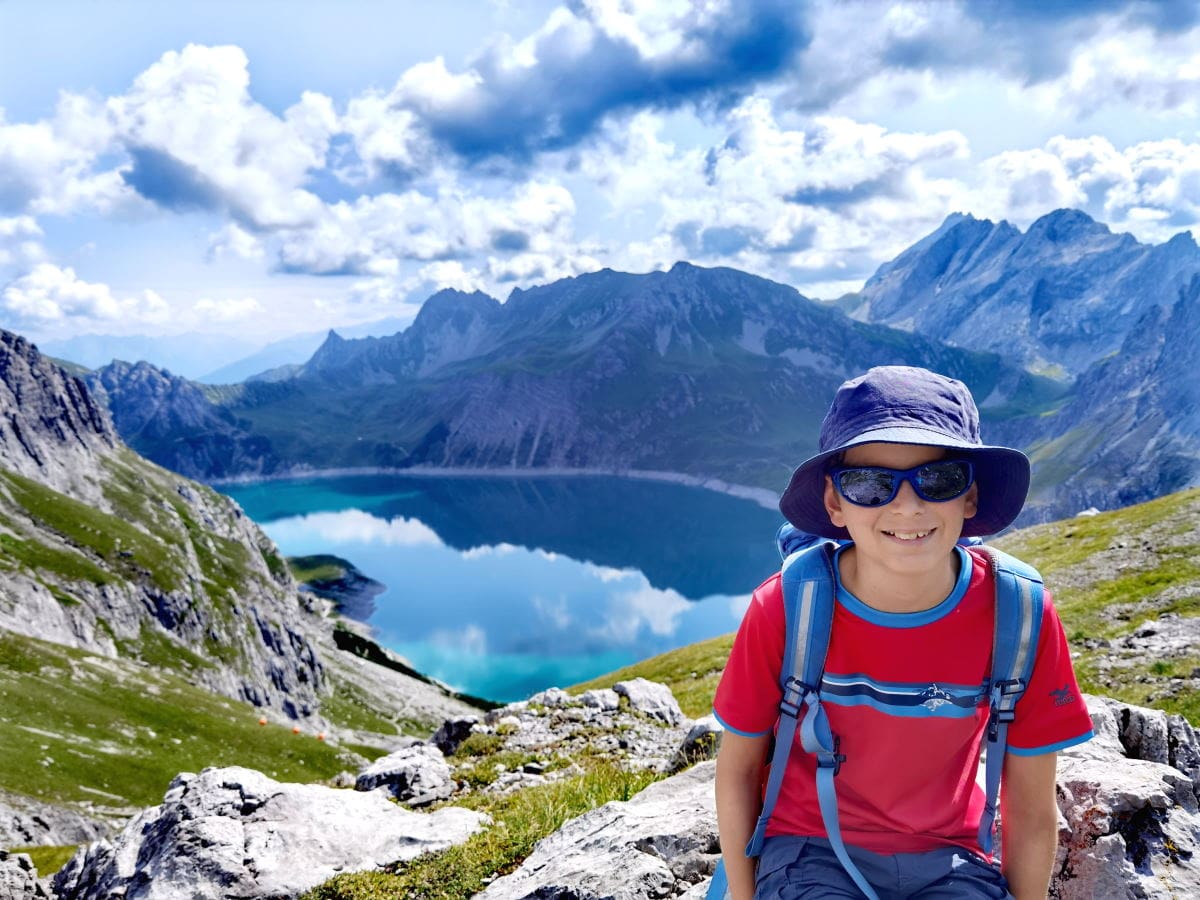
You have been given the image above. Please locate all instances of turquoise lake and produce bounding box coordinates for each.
[220,474,784,703]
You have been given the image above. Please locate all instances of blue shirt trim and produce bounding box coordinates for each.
[712,708,771,739]
[833,544,972,628]
[1007,730,1095,756]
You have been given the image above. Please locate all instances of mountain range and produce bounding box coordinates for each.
[80,208,1200,527]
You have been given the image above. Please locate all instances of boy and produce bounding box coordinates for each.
[714,367,1093,899]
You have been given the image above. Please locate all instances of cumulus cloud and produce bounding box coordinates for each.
[277,177,577,276]
[583,102,969,291]
[346,0,809,170]
[1,264,169,327]
[1027,24,1200,118]
[0,96,132,217]
[958,134,1200,239]
[0,216,47,268]
[108,44,336,229]
[206,223,265,261]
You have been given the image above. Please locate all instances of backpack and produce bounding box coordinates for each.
[706,526,1044,900]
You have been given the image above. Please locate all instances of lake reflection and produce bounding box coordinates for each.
[222,474,784,702]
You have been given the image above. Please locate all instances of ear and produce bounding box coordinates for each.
[823,475,846,528]
[962,483,979,520]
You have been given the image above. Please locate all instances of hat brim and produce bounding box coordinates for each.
[778,428,1031,540]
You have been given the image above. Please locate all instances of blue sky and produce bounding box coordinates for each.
[4,0,1200,348]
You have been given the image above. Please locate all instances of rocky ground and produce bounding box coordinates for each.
[4,678,1197,900]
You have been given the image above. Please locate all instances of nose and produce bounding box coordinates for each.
[890,478,925,511]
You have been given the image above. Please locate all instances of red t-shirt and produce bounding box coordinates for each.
[713,545,1094,857]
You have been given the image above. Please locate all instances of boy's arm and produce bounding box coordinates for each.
[715,731,770,900]
[1000,751,1060,899]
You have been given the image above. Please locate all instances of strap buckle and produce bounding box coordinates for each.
[779,676,815,719]
[815,735,845,775]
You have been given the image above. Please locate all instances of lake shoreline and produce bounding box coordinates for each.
[211,465,781,511]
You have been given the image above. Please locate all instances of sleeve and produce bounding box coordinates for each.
[1006,590,1095,756]
[712,574,787,737]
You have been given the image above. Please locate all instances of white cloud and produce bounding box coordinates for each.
[277,177,577,276]
[266,509,443,547]
[0,216,47,268]
[207,223,265,261]
[0,96,132,217]
[1,264,168,327]
[1029,24,1200,119]
[192,296,263,322]
[107,44,335,229]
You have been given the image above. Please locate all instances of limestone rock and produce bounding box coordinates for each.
[475,761,720,900]
[1052,696,1200,898]
[52,766,488,900]
[0,852,48,900]
[670,716,724,772]
[0,790,108,849]
[614,678,686,726]
[355,744,455,807]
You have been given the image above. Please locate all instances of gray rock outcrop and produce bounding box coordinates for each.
[0,331,116,503]
[354,744,455,807]
[476,761,720,900]
[1052,696,1200,898]
[614,678,687,726]
[0,851,48,900]
[51,766,488,900]
[0,791,107,850]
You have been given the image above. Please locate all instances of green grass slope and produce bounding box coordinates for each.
[0,631,351,812]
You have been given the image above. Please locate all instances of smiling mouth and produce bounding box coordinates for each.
[883,529,934,541]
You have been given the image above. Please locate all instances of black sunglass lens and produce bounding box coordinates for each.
[917,462,969,500]
[838,470,896,506]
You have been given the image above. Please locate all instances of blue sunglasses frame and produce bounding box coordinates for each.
[830,460,975,507]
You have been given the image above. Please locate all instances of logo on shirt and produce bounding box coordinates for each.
[920,684,955,711]
[1051,685,1076,707]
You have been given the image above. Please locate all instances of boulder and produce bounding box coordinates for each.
[614,678,687,726]
[670,716,724,772]
[1051,697,1200,898]
[52,766,488,900]
[0,852,47,900]
[432,715,478,756]
[475,761,720,900]
[355,744,455,807]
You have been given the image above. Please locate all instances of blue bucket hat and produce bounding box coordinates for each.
[779,366,1030,539]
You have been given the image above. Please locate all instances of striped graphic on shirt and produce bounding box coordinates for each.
[820,673,987,718]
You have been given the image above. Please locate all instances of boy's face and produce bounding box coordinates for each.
[822,442,978,577]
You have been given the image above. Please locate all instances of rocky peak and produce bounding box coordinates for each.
[0,330,117,500]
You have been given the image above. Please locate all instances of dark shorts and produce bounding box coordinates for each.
[753,836,1013,899]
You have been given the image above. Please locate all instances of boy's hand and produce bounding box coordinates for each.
[1000,751,1060,899]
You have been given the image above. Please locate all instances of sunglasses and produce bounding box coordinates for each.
[830,460,975,507]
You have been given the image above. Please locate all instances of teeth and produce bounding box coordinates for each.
[887,530,930,540]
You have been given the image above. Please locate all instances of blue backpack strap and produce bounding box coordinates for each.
[978,547,1044,854]
[745,539,880,900]
[706,859,730,900]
